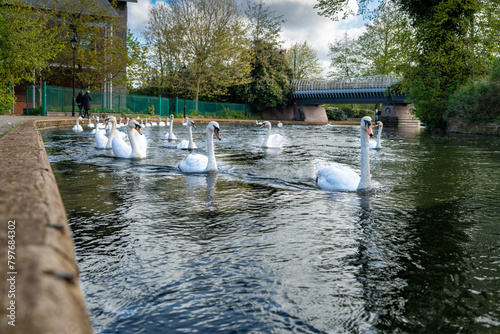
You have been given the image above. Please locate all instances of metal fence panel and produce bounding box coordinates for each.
[26,84,251,118]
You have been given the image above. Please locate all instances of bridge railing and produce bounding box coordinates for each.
[291,76,403,99]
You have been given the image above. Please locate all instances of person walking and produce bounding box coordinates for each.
[82,90,92,118]
[75,90,84,117]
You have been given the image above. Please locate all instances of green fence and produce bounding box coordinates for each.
[26,84,252,118]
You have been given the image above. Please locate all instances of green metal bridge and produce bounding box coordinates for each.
[291,76,406,105]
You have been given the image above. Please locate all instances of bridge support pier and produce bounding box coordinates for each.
[262,100,328,123]
[379,103,420,127]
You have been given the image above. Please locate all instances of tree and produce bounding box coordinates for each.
[44,0,129,91]
[328,32,364,78]
[287,41,324,79]
[399,0,478,128]
[244,0,285,44]
[126,30,149,92]
[248,40,294,111]
[357,1,415,76]
[143,0,250,104]
[0,0,65,112]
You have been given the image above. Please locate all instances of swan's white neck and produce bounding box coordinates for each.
[376,124,382,149]
[169,118,174,136]
[76,118,81,125]
[106,120,116,149]
[263,124,271,147]
[357,127,371,190]
[188,124,195,149]
[205,127,217,172]
[127,125,140,157]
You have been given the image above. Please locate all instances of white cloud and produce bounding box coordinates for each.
[127,0,368,77]
[127,0,154,37]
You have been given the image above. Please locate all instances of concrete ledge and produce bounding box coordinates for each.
[0,120,92,334]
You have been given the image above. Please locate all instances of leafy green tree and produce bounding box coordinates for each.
[143,0,250,104]
[247,40,294,111]
[328,32,364,78]
[244,0,285,44]
[0,0,65,112]
[399,0,478,128]
[287,41,324,79]
[44,0,129,91]
[357,1,415,76]
[126,30,149,92]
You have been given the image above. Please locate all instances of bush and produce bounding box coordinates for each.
[447,59,500,124]
[326,107,346,120]
[148,105,155,115]
[29,106,43,116]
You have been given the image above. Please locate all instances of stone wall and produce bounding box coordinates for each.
[0,120,92,334]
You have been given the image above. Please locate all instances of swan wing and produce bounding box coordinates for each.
[95,130,108,149]
[317,164,360,191]
[177,140,188,149]
[179,153,208,173]
[269,134,283,148]
[112,134,132,158]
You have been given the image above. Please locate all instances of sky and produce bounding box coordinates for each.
[127,0,368,77]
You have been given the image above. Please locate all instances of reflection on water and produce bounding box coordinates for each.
[42,123,500,333]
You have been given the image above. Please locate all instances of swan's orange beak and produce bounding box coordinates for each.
[135,124,143,135]
[260,123,265,128]
[214,127,221,140]
[364,120,374,137]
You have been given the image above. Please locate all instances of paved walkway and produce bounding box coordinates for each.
[0,115,76,138]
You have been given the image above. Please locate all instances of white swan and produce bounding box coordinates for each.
[326,122,333,128]
[260,121,283,148]
[159,118,166,126]
[177,119,197,149]
[72,117,83,132]
[112,120,147,159]
[96,117,106,129]
[255,120,263,126]
[179,121,221,173]
[369,121,383,149]
[145,118,151,127]
[151,118,158,126]
[102,116,123,149]
[87,117,95,128]
[163,115,177,140]
[95,123,108,149]
[316,116,374,191]
[277,121,283,128]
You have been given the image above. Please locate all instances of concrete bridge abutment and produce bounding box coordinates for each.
[379,103,420,127]
[262,100,328,123]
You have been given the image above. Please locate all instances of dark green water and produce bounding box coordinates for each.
[42,123,500,333]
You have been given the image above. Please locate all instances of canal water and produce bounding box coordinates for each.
[41,122,500,333]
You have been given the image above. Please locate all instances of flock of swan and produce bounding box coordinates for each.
[71,115,383,192]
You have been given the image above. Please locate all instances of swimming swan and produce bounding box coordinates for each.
[112,120,147,159]
[369,121,383,149]
[260,121,283,148]
[316,116,374,191]
[163,115,177,140]
[72,117,83,132]
[177,119,197,149]
[179,121,221,173]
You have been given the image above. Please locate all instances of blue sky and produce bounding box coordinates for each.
[127,0,368,76]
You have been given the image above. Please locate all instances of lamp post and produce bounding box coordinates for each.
[182,64,187,119]
[70,35,78,117]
